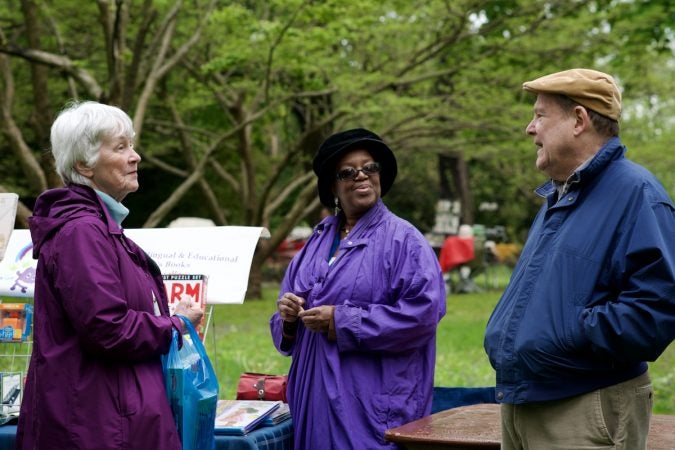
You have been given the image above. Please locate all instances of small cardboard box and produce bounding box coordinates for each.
[162,274,208,340]
[0,303,33,342]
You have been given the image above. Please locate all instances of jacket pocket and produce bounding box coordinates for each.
[517,249,600,375]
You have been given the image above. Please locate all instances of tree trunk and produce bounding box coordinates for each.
[439,152,474,225]
[246,243,268,300]
[247,259,264,300]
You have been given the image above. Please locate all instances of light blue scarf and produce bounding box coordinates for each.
[95,190,130,226]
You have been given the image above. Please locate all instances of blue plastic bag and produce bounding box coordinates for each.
[164,316,219,450]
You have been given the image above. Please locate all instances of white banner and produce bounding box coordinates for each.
[0,226,267,304]
[0,193,19,262]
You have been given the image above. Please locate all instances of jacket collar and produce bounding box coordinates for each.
[30,184,123,258]
[69,184,123,235]
[535,136,625,198]
[315,198,390,237]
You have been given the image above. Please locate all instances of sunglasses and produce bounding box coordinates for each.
[335,162,381,181]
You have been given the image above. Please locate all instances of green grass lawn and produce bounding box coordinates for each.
[203,273,675,414]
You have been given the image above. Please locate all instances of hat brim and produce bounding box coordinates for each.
[316,139,397,208]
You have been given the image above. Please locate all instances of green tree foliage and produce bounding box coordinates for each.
[0,0,672,294]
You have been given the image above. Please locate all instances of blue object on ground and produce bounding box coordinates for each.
[431,386,497,414]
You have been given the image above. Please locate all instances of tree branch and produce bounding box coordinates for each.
[263,170,315,221]
[167,95,227,225]
[256,180,321,264]
[41,2,79,99]
[263,0,310,103]
[208,160,241,194]
[0,49,48,193]
[133,0,215,146]
[0,45,102,99]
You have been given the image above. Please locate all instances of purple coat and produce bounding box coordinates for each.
[270,200,446,449]
[16,184,184,450]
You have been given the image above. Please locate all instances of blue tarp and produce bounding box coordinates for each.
[431,387,497,413]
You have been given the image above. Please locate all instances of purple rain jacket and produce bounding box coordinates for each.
[16,184,184,450]
[270,199,446,450]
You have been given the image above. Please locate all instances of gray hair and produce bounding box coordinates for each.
[50,101,136,186]
[552,94,620,138]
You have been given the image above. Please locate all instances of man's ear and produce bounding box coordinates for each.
[74,161,94,178]
[573,106,591,136]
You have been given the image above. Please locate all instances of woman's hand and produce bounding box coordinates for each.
[299,305,335,334]
[277,292,305,322]
[173,294,204,332]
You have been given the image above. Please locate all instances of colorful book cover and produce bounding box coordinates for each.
[162,274,208,339]
[0,303,33,342]
[214,399,282,435]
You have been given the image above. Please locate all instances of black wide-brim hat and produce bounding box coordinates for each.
[312,128,398,208]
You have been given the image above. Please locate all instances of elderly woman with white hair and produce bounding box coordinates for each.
[16,101,203,450]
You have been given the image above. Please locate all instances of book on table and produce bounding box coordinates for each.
[262,402,291,426]
[214,400,282,435]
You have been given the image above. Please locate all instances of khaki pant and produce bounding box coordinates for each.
[501,372,653,449]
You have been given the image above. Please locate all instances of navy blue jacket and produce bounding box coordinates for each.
[484,137,675,404]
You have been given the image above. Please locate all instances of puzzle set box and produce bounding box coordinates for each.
[0,303,32,342]
[162,274,208,339]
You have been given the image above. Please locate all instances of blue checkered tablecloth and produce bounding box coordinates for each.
[0,420,293,450]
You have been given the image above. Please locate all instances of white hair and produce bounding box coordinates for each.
[50,101,136,186]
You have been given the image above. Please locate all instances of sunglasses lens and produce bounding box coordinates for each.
[363,163,380,174]
[337,168,357,180]
[336,162,380,180]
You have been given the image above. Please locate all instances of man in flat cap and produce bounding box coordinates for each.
[485,68,675,449]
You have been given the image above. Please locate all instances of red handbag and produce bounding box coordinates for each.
[236,372,288,402]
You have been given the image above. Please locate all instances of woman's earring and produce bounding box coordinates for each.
[334,197,340,216]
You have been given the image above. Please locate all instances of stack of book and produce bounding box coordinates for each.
[214,400,284,435]
[262,402,291,426]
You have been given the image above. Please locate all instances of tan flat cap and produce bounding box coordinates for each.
[523,68,621,120]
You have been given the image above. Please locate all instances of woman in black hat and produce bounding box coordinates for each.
[270,128,447,449]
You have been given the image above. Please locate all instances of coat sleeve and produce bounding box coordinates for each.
[581,197,675,362]
[270,298,293,356]
[335,229,447,354]
[270,243,304,356]
[50,221,178,361]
